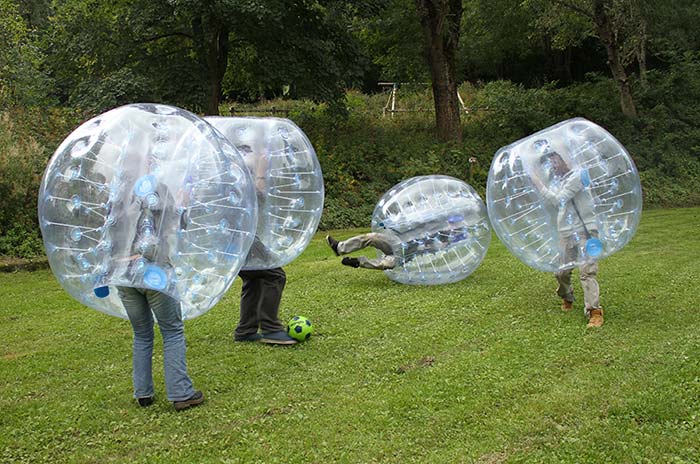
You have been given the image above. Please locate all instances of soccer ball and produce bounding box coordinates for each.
[287,316,313,342]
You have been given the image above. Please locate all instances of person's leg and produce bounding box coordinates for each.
[555,268,574,302]
[234,270,264,340]
[337,233,395,256]
[579,261,601,318]
[555,237,576,308]
[118,287,155,400]
[357,255,397,270]
[256,268,287,334]
[146,290,196,402]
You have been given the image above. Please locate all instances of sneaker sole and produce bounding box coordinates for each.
[260,338,298,345]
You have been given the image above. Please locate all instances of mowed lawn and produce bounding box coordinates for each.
[1,207,699,463]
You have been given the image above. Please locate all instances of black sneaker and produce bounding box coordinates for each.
[342,257,360,268]
[260,331,298,345]
[326,235,340,256]
[137,396,155,407]
[173,390,205,411]
[234,332,263,342]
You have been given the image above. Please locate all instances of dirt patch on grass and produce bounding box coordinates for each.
[476,451,509,463]
[397,355,436,373]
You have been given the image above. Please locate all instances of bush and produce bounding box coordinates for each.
[303,110,489,229]
[0,112,47,257]
[0,224,43,258]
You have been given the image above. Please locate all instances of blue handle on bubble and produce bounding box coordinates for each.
[133,175,157,197]
[580,169,591,187]
[143,265,168,290]
[94,286,110,298]
[585,237,603,257]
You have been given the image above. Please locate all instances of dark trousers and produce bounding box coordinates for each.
[235,268,286,337]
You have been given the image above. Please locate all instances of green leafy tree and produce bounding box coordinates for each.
[17,0,51,29]
[460,0,536,82]
[45,0,364,114]
[524,0,649,118]
[459,0,596,85]
[644,0,700,62]
[45,0,210,112]
[0,0,50,107]
[357,0,428,83]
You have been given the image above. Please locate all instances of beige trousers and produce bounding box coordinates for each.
[555,237,601,317]
[337,233,397,270]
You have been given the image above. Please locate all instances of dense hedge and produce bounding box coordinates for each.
[2,63,699,257]
[1,108,75,256]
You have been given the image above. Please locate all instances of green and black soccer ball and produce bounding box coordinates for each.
[287,315,313,342]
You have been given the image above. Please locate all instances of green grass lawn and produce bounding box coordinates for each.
[1,208,699,463]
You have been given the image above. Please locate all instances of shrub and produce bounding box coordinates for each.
[0,112,47,257]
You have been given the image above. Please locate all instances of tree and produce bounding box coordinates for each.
[525,0,647,118]
[589,0,639,117]
[0,0,50,107]
[17,0,51,29]
[44,0,364,114]
[357,0,428,84]
[414,0,463,142]
[642,0,700,64]
[460,0,537,82]
[458,0,606,85]
[44,0,199,111]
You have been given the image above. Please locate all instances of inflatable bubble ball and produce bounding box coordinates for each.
[370,175,490,285]
[486,118,642,273]
[39,103,258,319]
[206,117,324,270]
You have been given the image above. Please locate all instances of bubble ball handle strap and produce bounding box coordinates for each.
[570,198,603,258]
[572,168,604,258]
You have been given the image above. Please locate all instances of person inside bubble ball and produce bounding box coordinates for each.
[115,181,205,410]
[233,144,298,345]
[532,150,604,328]
[325,222,469,271]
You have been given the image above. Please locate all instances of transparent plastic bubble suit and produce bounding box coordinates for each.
[206,117,324,270]
[371,175,490,285]
[486,118,642,273]
[38,104,258,319]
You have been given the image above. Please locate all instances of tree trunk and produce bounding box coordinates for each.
[592,0,638,118]
[637,17,648,90]
[205,18,229,115]
[415,0,463,142]
[193,14,229,115]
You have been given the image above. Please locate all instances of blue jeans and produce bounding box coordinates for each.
[117,287,195,402]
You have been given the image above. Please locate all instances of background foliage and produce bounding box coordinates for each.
[1,0,699,256]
